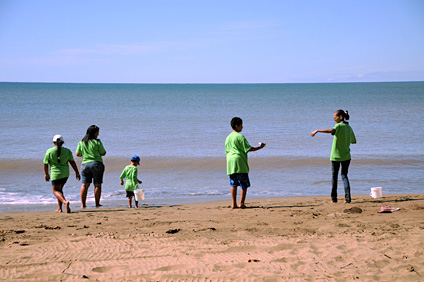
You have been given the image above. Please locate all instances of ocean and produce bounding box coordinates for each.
[0,82,423,212]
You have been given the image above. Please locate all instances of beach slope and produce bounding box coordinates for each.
[1,194,423,281]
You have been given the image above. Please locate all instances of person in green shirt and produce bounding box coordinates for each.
[76,125,106,208]
[120,155,143,208]
[311,110,356,203]
[44,135,80,213]
[225,117,266,209]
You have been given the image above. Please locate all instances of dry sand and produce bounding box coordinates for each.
[1,194,423,281]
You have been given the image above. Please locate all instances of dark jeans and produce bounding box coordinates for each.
[331,160,351,203]
[81,161,105,184]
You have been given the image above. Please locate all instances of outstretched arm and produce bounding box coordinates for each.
[311,129,335,137]
[249,143,266,152]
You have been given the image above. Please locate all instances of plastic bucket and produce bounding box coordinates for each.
[370,187,382,198]
[134,189,145,201]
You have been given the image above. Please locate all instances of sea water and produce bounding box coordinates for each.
[0,82,423,212]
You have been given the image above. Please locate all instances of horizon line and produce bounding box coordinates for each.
[1,80,424,85]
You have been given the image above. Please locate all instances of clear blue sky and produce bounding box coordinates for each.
[1,0,423,83]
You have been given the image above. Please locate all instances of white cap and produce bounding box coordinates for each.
[52,134,64,143]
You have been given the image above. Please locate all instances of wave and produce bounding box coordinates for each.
[188,190,227,196]
[2,155,423,173]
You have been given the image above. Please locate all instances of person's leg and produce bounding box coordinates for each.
[128,195,132,208]
[331,161,340,203]
[52,179,71,213]
[231,186,238,209]
[56,198,62,212]
[64,198,71,213]
[341,159,351,203]
[94,184,102,207]
[60,182,71,213]
[239,174,250,208]
[92,162,104,207]
[229,174,240,209]
[80,183,90,208]
[135,200,139,208]
[240,188,248,209]
[80,163,91,208]
[52,183,66,212]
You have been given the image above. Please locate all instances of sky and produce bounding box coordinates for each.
[0,0,423,83]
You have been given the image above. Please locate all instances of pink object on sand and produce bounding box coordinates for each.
[378,206,400,213]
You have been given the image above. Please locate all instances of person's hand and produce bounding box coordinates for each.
[120,179,124,185]
[45,174,50,182]
[137,180,142,184]
[311,130,317,137]
[260,143,266,148]
[76,172,81,181]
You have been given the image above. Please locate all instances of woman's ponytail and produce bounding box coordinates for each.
[344,110,350,121]
[56,139,64,163]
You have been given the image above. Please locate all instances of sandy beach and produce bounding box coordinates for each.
[1,194,423,281]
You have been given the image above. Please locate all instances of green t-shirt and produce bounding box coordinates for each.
[331,122,356,161]
[43,147,74,181]
[225,131,252,175]
[120,165,140,192]
[76,139,106,164]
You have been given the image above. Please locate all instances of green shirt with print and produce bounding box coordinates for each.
[43,147,74,181]
[76,139,106,164]
[120,165,140,192]
[331,122,356,161]
[225,131,252,175]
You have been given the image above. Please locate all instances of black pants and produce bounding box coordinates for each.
[331,159,351,202]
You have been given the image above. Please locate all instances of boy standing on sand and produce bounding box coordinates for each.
[120,155,142,208]
[225,117,266,209]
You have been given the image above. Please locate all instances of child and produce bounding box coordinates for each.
[225,117,266,209]
[311,110,356,203]
[120,155,142,208]
[44,135,81,213]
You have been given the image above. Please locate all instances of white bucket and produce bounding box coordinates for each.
[370,187,382,198]
[134,189,145,201]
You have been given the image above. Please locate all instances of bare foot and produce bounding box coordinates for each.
[81,205,86,209]
[232,206,239,209]
[331,201,337,203]
[240,204,247,209]
[54,209,62,213]
[96,204,103,208]
[344,201,351,204]
[65,201,71,213]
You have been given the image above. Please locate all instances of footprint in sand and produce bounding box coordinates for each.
[153,264,188,271]
[92,266,125,273]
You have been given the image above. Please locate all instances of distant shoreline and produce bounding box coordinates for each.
[1,81,424,85]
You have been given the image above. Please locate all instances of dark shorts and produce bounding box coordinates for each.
[126,191,135,198]
[51,177,68,186]
[229,173,250,190]
[81,161,105,184]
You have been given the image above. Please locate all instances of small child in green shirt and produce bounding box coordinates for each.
[120,155,142,208]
